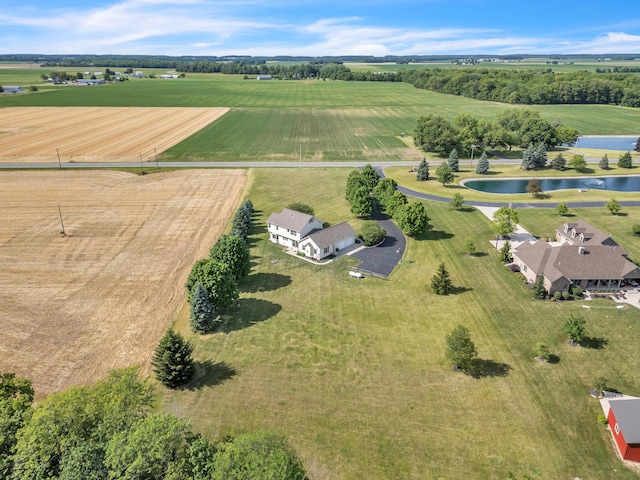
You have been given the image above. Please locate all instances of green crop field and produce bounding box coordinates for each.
[163,168,640,479]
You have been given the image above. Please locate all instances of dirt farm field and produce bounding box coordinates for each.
[0,107,229,163]
[0,169,246,396]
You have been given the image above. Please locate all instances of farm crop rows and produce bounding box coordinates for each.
[0,169,245,395]
[0,107,229,163]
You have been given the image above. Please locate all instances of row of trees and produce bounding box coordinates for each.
[1,368,306,480]
[152,199,255,390]
[414,109,577,156]
[401,68,640,107]
[345,165,429,236]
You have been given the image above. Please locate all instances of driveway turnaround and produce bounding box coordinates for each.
[350,208,406,277]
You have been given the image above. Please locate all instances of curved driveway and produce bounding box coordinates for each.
[350,206,406,277]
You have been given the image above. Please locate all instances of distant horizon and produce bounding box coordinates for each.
[1,0,639,57]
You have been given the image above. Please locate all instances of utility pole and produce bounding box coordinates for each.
[57,205,65,235]
[140,152,144,175]
[56,148,62,169]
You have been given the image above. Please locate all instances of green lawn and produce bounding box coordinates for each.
[162,168,640,479]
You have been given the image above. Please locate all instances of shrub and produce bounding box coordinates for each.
[562,291,571,300]
[360,221,386,246]
[632,224,640,236]
[571,285,583,298]
[597,414,608,425]
[535,342,550,360]
[553,291,562,301]
[592,376,607,393]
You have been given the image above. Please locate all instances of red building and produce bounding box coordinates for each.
[606,397,640,463]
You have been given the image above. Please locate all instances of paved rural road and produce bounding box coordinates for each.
[2,160,639,209]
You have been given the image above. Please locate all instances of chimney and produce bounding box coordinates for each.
[578,246,585,255]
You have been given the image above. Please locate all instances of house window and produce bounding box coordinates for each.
[615,423,620,435]
[324,246,329,254]
[523,265,528,273]
[293,241,298,248]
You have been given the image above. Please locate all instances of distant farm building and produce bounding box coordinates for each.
[77,79,105,85]
[1,86,25,94]
[160,74,180,79]
[257,75,273,80]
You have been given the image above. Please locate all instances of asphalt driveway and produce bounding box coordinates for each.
[350,207,406,277]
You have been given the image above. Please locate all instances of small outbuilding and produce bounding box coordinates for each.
[1,86,25,94]
[257,75,273,80]
[601,395,640,462]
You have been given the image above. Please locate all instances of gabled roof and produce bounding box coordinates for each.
[302,222,355,248]
[610,398,640,444]
[266,208,319,232]
[515,228,640,281]
[556,220,619,248]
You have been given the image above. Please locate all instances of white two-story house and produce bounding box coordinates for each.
[267,208,324,249]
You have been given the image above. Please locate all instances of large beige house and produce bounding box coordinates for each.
[513,220,640,294]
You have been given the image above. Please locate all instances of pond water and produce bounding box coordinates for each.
[462,176,640,194]
[575,136,638,151]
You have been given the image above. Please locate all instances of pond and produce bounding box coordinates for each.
[575,136,638,151]
[462,176,640,194]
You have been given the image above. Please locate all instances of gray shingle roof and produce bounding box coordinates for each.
[556,220,619,247]
[610,398,640,444]
[266,208,318,232]
[303,222,355,248]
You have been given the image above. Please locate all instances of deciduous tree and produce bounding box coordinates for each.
[350,186,374,218]
[209,234,251,282]
[359,221,386,246]
[492,207,519,237]
[186,259,238,311]
[562,314,587,346]
[0,372,34,478]
[414,114,457,155]
[568,154,587,171]
[451,193,464,210]
[386,191,408,218]
[373,178,398,212]
[396,202,429,236]
[556,202,569,216]
[464,237,476,256]
[526,178,542,197]
[435,162,454,186]
[606,198,621,215]
[360,164,380,191]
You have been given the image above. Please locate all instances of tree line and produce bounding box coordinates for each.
[0,368,306,479]
[413,108,578,156]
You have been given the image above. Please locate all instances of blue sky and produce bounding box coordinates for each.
[1,0,640,56]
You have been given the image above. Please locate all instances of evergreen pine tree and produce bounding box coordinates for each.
[532,276,547,299]
[499,240,513,263]
[550,153,566,171]
[189,283,219,333]
[475,151,489,174]
[152,329,195,389]
[599,154,609,170]
[416,159,430,181]
[431,262,453,295]
[618,151,633,168]
[447,149,459,172]
[521,144,536,170]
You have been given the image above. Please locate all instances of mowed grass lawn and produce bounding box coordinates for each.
[163,168,640,479]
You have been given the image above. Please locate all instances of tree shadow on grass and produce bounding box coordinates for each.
[455,206,476,213]
[417,229,454,241]
[466,252,488,258]
[183,360,236,391]
[240,272,291,293]
[611,212,629,217]
[467,358,512,379]
[580,336,608,350]
[450,285,473,295]
[222,298,282,333]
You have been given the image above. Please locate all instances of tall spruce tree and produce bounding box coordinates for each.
[475,151,490,174]
[189,283,219,333]
[447,148,459,172]
[599,154,609,170]
[209,234,251,282]
[618,151,633,168]
[152,329,195,389]
[532,276,547,299]
[445,325,477,371]
[431,262,453,295]
[416,159,430,181]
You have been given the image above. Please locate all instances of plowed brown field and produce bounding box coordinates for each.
[0,169,246,396]
[0,107,229,163]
